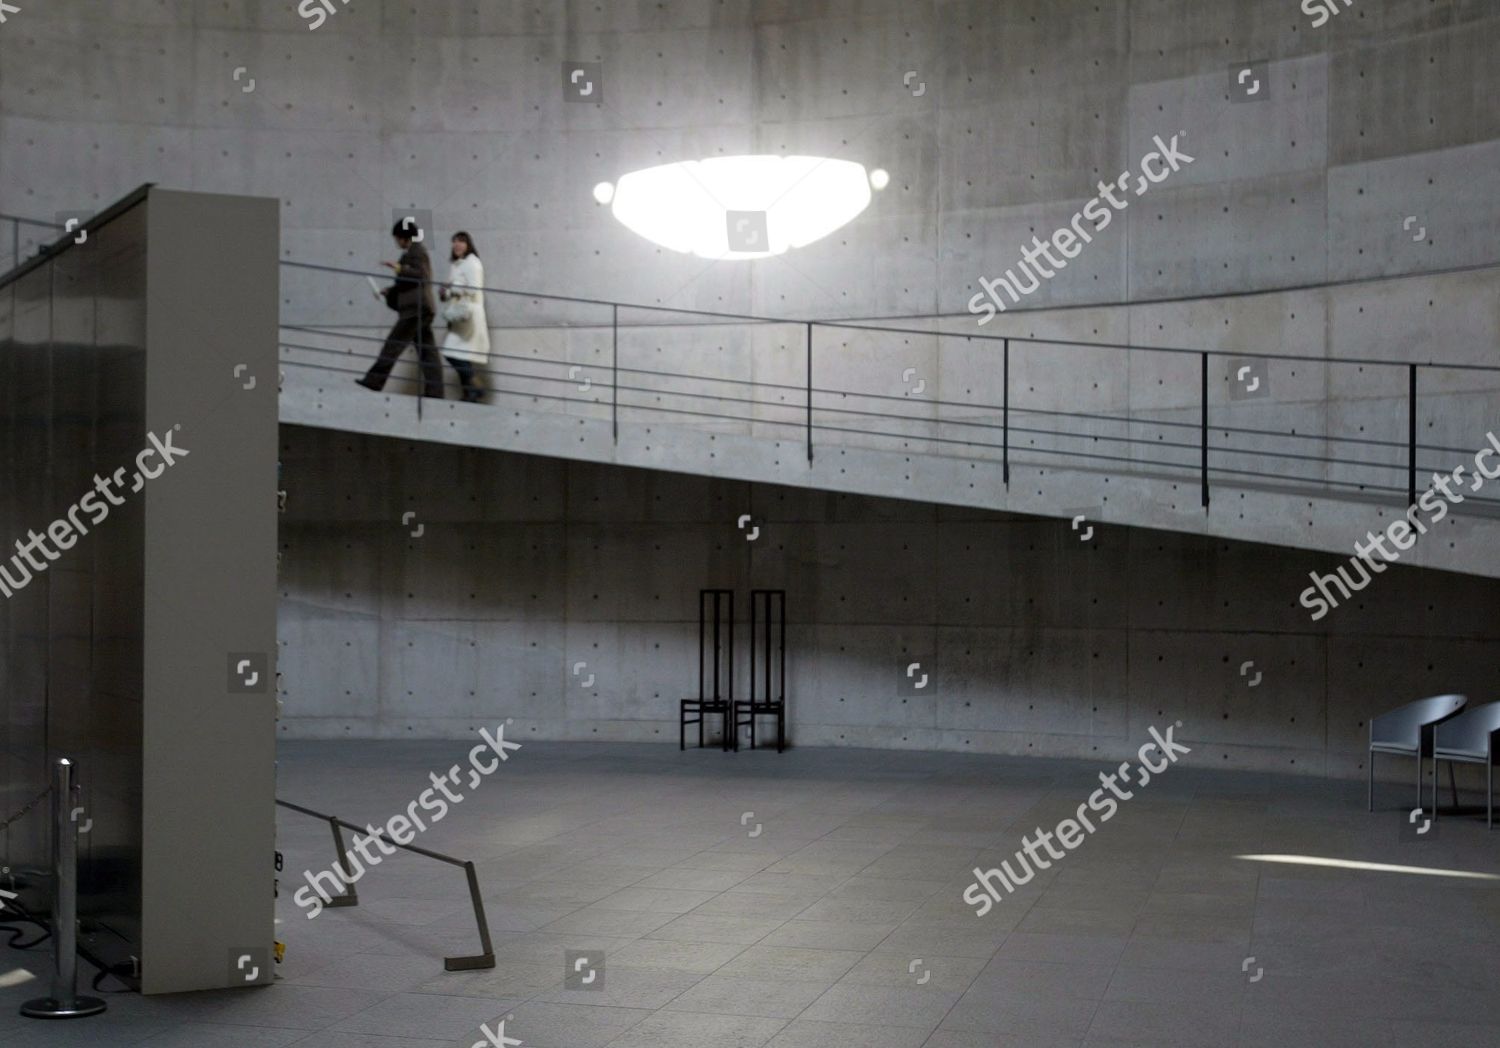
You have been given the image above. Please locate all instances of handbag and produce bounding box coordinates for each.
[441,295,473,325]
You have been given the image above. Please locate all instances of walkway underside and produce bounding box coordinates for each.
[280,347,1500,581]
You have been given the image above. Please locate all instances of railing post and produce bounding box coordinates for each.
[275,799,495,972]
[1200,351,1210,510]
[325,816,359,907]
[1408,364,1418,507]
[415,278,425,422]
[805,322,814,464]
[1002,337,1010,487]
[612,303,619,444]
[9,220,17,272]
[21,759,106,1020]
[450,862,497,972]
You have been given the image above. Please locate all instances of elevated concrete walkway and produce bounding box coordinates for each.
[279,303,1500,581]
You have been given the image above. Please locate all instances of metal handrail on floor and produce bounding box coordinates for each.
[275,798,496,972]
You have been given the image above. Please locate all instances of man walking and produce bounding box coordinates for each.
[357,218,443,398]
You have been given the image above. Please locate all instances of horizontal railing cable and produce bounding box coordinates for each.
[277,259,1500,373]
[273,257,1500,516]
[284,323,1493,458]
[279,336,1456,473]
[282,352,1496,505]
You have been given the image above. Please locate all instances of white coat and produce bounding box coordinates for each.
[441,254,491,363]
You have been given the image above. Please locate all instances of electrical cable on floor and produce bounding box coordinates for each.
[0,919,50,950]
[90,962,138,994]
[0,892,50,950]
[1,893,135,992]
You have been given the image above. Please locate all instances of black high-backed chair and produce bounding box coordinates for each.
[1368,693,1466,814]
[1432,700,1500,828]
[734,589,786,752]
[681,589,734,750]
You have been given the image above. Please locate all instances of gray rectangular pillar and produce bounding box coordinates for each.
[140,189,279,994]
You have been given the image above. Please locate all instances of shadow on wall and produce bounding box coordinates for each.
[274,425,1500,781]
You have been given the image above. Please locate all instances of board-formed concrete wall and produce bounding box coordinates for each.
[2,0,1498,321]
[276,424,1500,780]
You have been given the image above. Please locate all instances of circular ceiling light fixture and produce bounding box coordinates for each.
[593,155,888,260]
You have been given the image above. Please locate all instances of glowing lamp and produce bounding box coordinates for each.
[594,155,887,260]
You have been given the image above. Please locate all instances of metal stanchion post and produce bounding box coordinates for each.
[21,759,106,1020]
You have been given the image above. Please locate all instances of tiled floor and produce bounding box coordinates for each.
[3,739,1500,1046]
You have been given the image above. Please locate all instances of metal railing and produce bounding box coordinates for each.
[19,759,106,1021]
[8,214,1491,515]
[278,259,1500,515]
[275,798,495,972]
[0,212,66,274]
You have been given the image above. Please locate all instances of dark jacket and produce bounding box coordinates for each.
[393,242,436,320]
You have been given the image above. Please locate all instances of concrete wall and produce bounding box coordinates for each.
[10,1,1499,547]
[288,251,1500,510]
[277,424,1500,780]
[12,2,1500,779]
[2,0,1498,320]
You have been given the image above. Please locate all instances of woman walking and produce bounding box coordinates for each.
[439,232,490,402]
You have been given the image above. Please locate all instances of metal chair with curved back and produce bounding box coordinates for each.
[1432,700,1500,828]
[1368,693,1466,815]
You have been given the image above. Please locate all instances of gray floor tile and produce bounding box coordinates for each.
[665,973,831,1019]
[632,868,754,892]
[602,1010,787,1048]
[1083,1000,1240,1047]
[923,1031,1084,1048]
[717,945,865,982]
[764,1018,928,1047]
[608,938,749,973]
[645,913,786,944]
[968,958,1116,1002]
[3,741,1498,1047]
[937,993,1100,1040]
[285,1032,455,1048]
[194,985,394,1031]
[760,919,898,951]
[801,982,959,1029]
[413,960,562,999]
[845,950,986,992]
[287,952,446,993]
[329,993,515,1040]
[530,966,706,1010]
[501,1000,650,1048]
[992,931,1129,965]
[592,886,721,914]
[879,918,1012,958]
[133,1024,309,1048]
[690,892,815,920]
[539,906,678,937]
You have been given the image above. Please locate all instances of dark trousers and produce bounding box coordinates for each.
[364,315,442,398]
[447,357,483,401]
